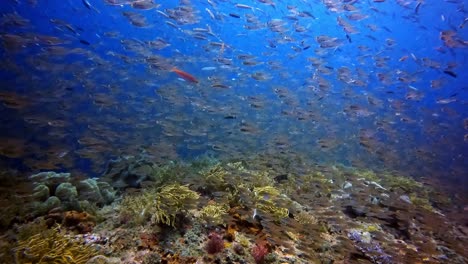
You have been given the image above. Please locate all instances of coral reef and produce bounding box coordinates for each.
[1,155,467,264]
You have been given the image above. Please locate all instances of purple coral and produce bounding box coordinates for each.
[348,230,362,242]
[348,230,392,264]
[205,232,224,254]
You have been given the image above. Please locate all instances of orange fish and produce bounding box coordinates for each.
[171,67,199,83]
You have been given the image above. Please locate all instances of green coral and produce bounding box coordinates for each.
[14,226,97,264]
[120,184,199,227]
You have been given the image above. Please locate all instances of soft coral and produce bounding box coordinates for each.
[205,232,225,254]
[251,241,269,263]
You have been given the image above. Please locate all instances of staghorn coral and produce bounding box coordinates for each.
[14,226,97,264]
[120,183,200,227]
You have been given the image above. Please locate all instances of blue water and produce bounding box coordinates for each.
[0,0,467,194]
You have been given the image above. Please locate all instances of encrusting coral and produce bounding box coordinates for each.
[120,183,200,227]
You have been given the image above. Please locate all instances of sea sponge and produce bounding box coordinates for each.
[63,210,96,233]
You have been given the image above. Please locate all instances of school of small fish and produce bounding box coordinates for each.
[0,0,466,192]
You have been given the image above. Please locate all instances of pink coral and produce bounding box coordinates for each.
[205,232,224,254]
[251,242,269,263]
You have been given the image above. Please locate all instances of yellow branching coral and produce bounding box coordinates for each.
[199,202,228,225]
[254,186,280,197]
[152,184,199,226]
[199,163,227,190]
[226,161,249,173]
[383,175,423,191]
[294,211,318,226]
[120,184,199,227]
[354,169,379,181]
[253,186,289,219]
[14,226,97,264]
[250,171,274,187]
